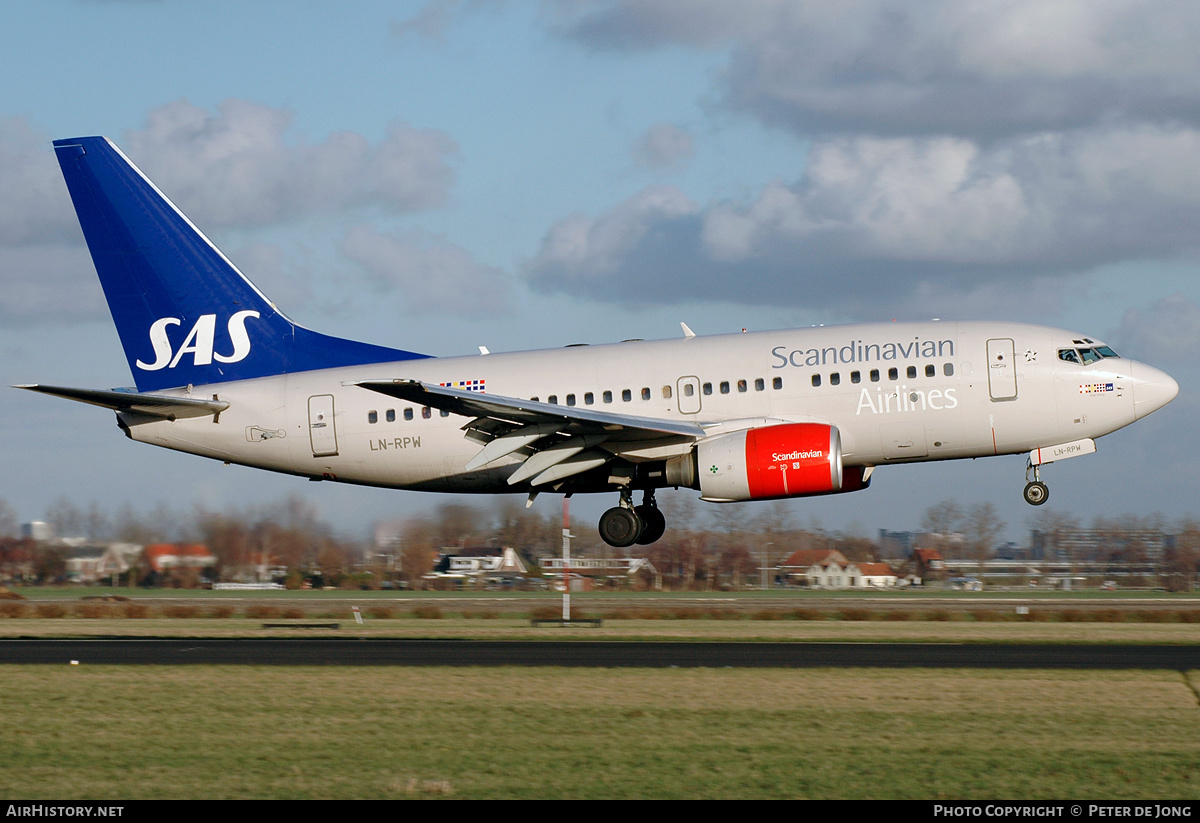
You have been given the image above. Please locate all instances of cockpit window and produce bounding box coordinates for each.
[1059,345,1119,365]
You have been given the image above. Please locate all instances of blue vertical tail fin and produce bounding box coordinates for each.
[53,136,430,392]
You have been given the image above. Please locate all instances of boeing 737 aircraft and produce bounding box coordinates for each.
[18,137,1180,547]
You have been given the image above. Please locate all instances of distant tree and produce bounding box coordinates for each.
[45,496,84,540]
[1164,520,1199,592]
[921,499,963,536]
[963,502,1003,571]
[434,502,481,547]
[717,543,755,589]
[400,517,437,587]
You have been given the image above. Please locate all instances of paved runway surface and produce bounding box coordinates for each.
[3,639,1199,668]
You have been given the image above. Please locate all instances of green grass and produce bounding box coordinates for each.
[1,667,1198,799]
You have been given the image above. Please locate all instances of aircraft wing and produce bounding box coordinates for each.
[355,379,707,486]
[15,384,230,421]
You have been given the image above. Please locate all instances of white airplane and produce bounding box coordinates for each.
[19,137,1179,547]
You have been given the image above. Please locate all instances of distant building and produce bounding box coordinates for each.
[21,521,52,542]
[430,547,528,583]
[808,561,898,589]
[779,549,848,585]
[540,556,658,588]
[911,548,947,581]
[64,543,142,584]
[143,544,216,574]
[1030,528,1169,563]
[877,530,917,558]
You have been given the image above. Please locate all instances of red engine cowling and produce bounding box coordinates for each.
[695,423,846,502]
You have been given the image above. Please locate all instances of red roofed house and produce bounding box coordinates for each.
[143,544,216,586]
[779,549,848,586]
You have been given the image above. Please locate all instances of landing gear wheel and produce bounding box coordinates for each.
[1023,481,1049,506]
[599,506,642,548]
[634,505,666,545]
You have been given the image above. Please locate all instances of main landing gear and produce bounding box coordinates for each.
[1023,460,1049,506]
[599,489,666,548]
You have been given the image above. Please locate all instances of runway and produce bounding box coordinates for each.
[3,639,1199,669]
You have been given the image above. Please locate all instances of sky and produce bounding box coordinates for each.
[2,0,1198,545]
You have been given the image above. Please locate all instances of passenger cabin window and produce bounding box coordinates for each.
[386,409,395,423]
[703,383,712,395]
[584,392,594,405]
[870,369,880,382]
[943,363,954,377]
[622,389,632,402]
[683,383,694,397]
[830,373,840,386]
[422,406,431,419]
[738,379,748,392]
[603,390,613,403]
[662,386,672,399]
[548,395,558,404]
[720,381,730,394]
[404,408,413,421]
[368,410,378,424]
[888,368,898,381]
[566,394,576,406]
[773,377,783,390]
[907,366,917,379]
[851,371,861,384]
[812,374,821,388]
[755,378,765,391]
[925,365,935,378]
[641,387,651,400]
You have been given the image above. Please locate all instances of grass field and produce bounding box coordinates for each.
[2,666,1198,799]
[3,589,1198,799]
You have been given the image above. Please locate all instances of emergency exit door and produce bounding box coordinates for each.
[308,394,339,457]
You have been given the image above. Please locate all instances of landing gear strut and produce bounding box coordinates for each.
[1023,460,1049,506]
[634,490,666,545]
[599,489,666,547]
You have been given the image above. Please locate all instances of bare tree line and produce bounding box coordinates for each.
[1,493,1196,590]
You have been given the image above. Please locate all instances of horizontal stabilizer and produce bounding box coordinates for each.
[15,384,229,421]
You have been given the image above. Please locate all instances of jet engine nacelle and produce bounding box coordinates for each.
[668,422,870,502]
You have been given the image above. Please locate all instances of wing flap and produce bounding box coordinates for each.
[354,379,707,486]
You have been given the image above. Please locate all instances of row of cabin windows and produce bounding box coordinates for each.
[367,406,449,424]
[532,376,785,407]
[810,362,954,388]
[365,375,789,422]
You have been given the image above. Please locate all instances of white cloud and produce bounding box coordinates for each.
[1114,292,1200,365]
[123,99,458,227]
[0,101,460,323]
[341,224,511,314]
[547,0,1200,138]
[0,118,81,245]
[632,123,695,171]
[528,126,1200,312]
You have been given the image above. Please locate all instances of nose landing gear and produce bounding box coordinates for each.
[599,489,666,547]
[1023,460,1049,506]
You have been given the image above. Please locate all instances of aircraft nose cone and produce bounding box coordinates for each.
[1132,362,1179,420]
